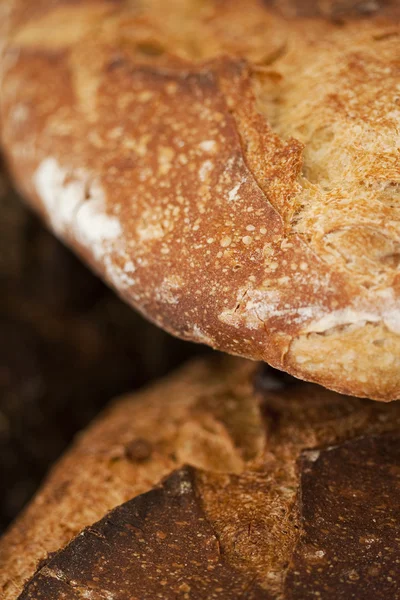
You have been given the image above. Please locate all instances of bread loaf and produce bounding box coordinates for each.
[1,0,400,400]
[2,355,400,599]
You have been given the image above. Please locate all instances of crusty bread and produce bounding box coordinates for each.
[2,355,400,599]
[1,0,400,399]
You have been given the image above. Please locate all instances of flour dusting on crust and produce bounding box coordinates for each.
[34,158,121,254]
[306,303,400,336]
[34,158,136,290]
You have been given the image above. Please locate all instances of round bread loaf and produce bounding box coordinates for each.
[1,356,400,599]
[1,0,400,400]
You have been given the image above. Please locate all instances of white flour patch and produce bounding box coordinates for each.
[155,275,183,305]
[34,157,84,233]
[137,222,165,242]
[382,311,400,334]
[305,308,379,334]
[104,255,136,290]
[124,260,136,273]
[199,159,214,182]
[306,303,400,336]
[34,157,122,262]
[192,325,214,345]
[75,184,121,260]
[219,287,325,330]
[298,285,400,336]
[199,140,217,153]
[228,181,243,202]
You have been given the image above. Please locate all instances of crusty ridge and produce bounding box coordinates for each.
[1,0,400,399]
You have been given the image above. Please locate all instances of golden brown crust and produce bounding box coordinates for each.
[2,356,400,598]
[1,0,400,399]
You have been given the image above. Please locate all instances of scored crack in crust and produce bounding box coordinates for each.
[1,0,400,399]
[1,356,400,599]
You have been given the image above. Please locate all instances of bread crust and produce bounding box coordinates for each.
[2,356,400,598]
[1,0,400,399]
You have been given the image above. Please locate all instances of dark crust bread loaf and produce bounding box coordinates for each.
[1,0,400,400]
[2,356,400,599]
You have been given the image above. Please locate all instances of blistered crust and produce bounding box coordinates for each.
[1,0,400,399]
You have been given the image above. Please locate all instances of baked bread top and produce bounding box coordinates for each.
[1,0,400,399]
[1,356,400,599]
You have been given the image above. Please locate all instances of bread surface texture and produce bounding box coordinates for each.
[2,356,400,599]
[1,0,400,399]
